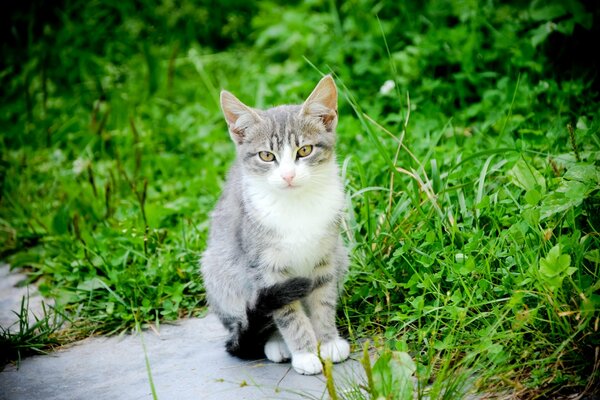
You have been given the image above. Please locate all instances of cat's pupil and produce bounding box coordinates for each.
[258,145,313,164]
[297,145,313,158]
[259,151,275,162]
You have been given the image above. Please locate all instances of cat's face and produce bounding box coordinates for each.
[220,76,338,192]
[236,105,336,190]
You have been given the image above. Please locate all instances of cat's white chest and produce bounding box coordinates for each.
[266,202,337,274]
[245,179,344,276]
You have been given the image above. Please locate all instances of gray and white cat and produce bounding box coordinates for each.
[200,75,350,375]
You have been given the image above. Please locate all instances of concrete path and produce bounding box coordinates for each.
[0,265,364,400]
[0,264,48,329]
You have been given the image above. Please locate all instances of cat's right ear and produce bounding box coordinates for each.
[220,90,263,145]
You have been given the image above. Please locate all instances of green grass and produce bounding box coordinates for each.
[1,0,599,397]
[0,295,64,368]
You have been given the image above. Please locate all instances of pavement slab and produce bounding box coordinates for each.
[0,265,364,400]
[0,264,48,330]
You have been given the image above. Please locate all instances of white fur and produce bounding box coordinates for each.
[320,338,350,363]
[264,334,291,363]
[262,145,316,190]
[291,352,323,375]
[273,145,297,185]
[244,160,344,277]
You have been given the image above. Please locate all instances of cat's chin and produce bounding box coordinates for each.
[282,184,301,190]
[271,182,303,191]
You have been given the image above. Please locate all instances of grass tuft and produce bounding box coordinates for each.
[1,0,599,396]
[0,294,65,369]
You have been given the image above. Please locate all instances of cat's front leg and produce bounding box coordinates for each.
[305,273,350,363]
[264,330,291,363]
[272,301,322,375]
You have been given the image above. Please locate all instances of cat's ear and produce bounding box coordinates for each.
[220,90,263,144]
[300,75,338,132]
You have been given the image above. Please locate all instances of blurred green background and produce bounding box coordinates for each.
[1,0,599,397]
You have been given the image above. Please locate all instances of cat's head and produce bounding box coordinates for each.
[220,75,339,191]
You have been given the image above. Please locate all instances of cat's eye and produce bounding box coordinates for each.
[297,145,313,158]
[258,151,275,162]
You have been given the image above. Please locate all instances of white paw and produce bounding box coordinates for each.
[291,352,322,375]
[264,336,291,363]
[320,338,350,363]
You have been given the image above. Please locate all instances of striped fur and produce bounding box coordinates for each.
[200,76,350,375]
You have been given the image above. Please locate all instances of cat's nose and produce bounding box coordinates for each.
[281,171,295,185]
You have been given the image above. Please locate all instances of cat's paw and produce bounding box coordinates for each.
[320,338,350,363]
[291,352,322,375]
[264,336,291,363]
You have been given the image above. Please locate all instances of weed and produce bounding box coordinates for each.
[1,0,599,397]
[0,294,64,369]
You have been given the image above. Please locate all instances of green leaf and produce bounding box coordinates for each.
[411,296,425,313]
[555,19,575,35]
[540,245,571,278]
[77,277,108,291]
[563,164,600,184]
[509,159,546,193]
[522,208,540,227]
[524,188,542,206]
[372,351,416,400]
[584,250,600,264]
[539,178,589,220]
[538,245,572,290]
[581,294,600,318]
[562,180,588,201]
[530,23,553,48]
[52,206,70,235]
[529,4,567,21]
[576,117,589,130]
[456,257,476,275]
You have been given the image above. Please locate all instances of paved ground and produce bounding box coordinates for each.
[0,265,364,400]
[0,264,48,330]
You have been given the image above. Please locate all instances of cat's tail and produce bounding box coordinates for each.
[254,277,313,314]
[225,277,312,359]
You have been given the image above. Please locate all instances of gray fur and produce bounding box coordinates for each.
[200,76,349,372]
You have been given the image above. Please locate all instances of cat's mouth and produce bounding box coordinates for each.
[279,181,302,190]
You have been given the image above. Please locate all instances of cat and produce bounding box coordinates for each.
[200,75,350,375]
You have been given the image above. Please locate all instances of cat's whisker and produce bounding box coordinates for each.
[202,75,349,375]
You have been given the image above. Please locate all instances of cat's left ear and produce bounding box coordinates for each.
[300,75,338,132]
